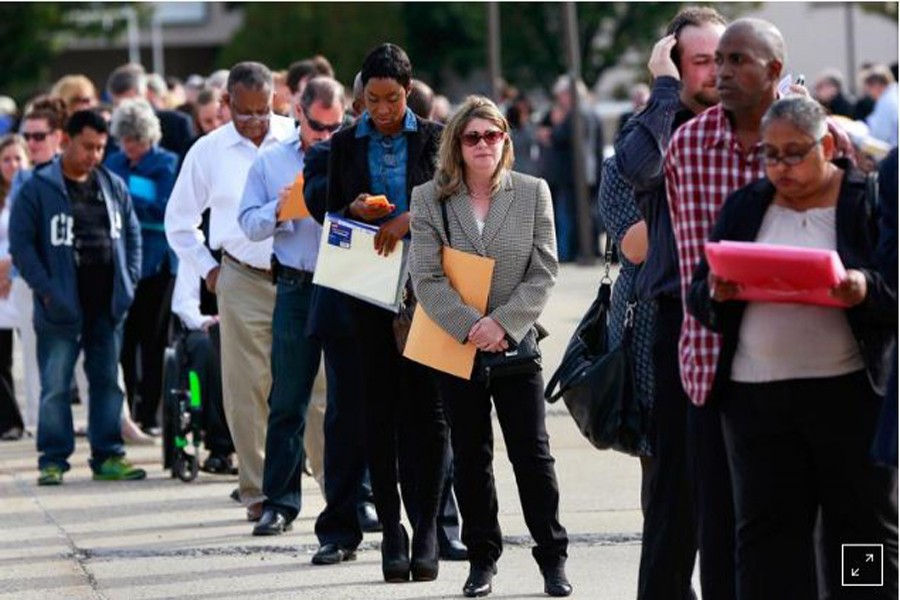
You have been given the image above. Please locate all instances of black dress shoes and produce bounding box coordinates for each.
[382,524,411,582]
[357,500,382,533]
[438,535,468,561]
[311,543,357,565]
[252,509,292,536]
[541,565,573,597]
[463,564,496,597]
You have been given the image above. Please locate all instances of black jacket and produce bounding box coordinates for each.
[688,161,897,400]
[326,115,443,214]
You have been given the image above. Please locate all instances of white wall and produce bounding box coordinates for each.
[743,2,898,95]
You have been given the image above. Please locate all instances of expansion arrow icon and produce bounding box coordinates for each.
[852,568,860,577]
[866,554,875,562]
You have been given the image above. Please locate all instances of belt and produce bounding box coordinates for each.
[223,251,272,277]
[272,258,314,284]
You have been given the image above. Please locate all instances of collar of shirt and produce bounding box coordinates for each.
[355,108,418,139]
[220,117,285,149]
[707,104,764,160]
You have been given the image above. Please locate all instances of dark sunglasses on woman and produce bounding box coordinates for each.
[460,130,506,147]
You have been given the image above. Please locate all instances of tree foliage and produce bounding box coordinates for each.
[0,2,128,101]
[219,2,759,95]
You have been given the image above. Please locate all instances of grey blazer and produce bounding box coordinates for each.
[409,171,558,345]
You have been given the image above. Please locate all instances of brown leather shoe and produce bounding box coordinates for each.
[246,502,264,522]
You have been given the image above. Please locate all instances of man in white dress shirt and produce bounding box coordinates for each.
[165,62,294,521]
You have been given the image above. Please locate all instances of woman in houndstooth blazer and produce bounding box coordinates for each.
[409,96,572,598]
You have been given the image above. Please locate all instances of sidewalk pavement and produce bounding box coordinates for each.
[0,263,667,600]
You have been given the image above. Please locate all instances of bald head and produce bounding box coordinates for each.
[725,18,786,65]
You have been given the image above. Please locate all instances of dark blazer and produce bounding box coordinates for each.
[688,160,897,400]
[156,109,195,162]
[326,115,443,214]
[307,115,442,338]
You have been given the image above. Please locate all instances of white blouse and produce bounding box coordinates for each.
[731,204,865,383]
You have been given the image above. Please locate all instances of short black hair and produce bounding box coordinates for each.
[65,109,109,137]
[361,43,412,88]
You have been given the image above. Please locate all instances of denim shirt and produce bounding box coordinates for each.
[356,108,418,220]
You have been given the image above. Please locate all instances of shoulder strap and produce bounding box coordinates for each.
[440,199,452,247]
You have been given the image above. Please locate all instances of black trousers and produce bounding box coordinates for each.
[353,301,447,546]
[122,270,174,428]
[184,326,233,456]
[314,334,367,549]
[722,371,898,600]
[0,329,21,432]
[638,297,698,600]
[438,369,568,570]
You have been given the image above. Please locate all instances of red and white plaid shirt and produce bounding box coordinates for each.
[664,105,767,406]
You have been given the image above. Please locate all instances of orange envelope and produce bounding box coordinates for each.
[403,248,495,380]
[278,173,310,221]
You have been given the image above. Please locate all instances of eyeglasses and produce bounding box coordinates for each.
[460,130,506,147]
[22,131,51,142]
[303,108,342,133]
[763,137,823,167]
[231,109,272,124]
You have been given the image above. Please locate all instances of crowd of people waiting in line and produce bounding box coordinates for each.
[0,6,896,599]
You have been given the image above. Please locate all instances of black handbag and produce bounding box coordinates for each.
[475,325,545,386]
[543,244,645,456]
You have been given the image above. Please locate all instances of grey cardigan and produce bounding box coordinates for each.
[409,171,558,344]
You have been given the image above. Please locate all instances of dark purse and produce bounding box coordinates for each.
[474,324,545,386]
[543,245,645,456]
[392,279,416,353]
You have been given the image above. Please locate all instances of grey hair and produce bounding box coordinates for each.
[146,73,166,96]
[761,96,828,140]
[107,64,147,98]
[110,98,162,145]
[299,76,345,113]
[226,62,273,96]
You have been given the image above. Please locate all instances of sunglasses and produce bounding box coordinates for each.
[460,130,506,147]
[763,138,823,167]
[303,108,342,134]
[22,131,51,142]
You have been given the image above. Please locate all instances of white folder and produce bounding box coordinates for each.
[312,213,406,312]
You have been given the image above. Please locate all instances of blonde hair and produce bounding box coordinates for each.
[435,95,514,201]
[51,75,97,114]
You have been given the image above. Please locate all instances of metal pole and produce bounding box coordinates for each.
[152,11,165,76]
[561,2,595,265]
[487,3,502,101]
[125,7,140,66]
[845,2,857,97]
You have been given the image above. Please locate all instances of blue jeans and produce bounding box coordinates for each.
[37,312,126,472]
[553,186,577,262]
[263,274,321,520]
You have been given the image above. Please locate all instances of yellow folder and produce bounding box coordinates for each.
[278,173,310,221]
[403,248,495,380]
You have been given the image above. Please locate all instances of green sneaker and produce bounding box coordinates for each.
[38,466,64,486]
[92,457,147,481]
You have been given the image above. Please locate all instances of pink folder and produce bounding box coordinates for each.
[704,241,848,307]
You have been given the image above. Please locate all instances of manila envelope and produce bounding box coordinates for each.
[403,247,495,379]
[278,173,310,221]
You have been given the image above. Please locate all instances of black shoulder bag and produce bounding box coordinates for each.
[543,237,644,456]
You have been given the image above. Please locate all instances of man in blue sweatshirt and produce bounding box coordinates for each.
[10,109,144,485]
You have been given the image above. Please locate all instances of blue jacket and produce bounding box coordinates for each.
[105,145,179,277]
[9,157,142,335]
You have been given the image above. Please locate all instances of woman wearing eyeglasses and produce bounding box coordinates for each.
[325,43,448,584]
[409,96,571,598]
[688,96,898,599]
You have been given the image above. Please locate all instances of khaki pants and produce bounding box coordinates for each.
[217,256,275,506]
